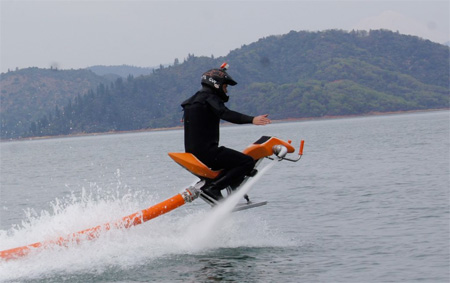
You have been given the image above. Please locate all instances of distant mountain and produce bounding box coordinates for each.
[0,68,110,138]
[1,29,449,139]
[87,65,156,78]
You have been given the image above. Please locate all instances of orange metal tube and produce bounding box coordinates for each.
[299,140,305,155]
[1,191,192,260]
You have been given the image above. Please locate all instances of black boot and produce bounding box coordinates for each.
[201,184,223,201]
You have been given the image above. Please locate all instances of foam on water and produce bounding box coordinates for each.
[0,160,288,281]
[184,159,279,249]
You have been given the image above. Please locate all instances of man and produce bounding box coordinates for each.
[181,63,271,201]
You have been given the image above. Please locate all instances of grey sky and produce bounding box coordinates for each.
[1,0,449,73]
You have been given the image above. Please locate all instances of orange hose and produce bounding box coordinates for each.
[1,193,188,260]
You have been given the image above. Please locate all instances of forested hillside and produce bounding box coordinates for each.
[2,29,449,139]
[0,68,110,138]
[87,65,156,78]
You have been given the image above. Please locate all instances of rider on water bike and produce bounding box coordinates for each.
[181,63,271,201]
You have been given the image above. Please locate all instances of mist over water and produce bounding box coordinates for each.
[0,111,449,282]
[185,160,278,250]
[0,183,286,280]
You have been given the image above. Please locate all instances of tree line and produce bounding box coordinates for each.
[4,29,449,138]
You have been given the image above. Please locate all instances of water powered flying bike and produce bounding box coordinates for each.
[1,136,304,260]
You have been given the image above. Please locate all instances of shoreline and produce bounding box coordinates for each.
[2,108,448,142]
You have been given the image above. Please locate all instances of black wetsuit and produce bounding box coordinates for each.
[181,86,255,190]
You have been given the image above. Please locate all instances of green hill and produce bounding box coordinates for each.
[87,65,156,78]
[0,68,110,138]
[2,29,449,139]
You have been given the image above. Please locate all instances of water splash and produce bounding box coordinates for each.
[0,160,286,281]
[184,159,279,250]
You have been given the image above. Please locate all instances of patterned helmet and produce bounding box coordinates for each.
[201,62,237,90]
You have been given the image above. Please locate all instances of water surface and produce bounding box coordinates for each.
[1,111,449,282]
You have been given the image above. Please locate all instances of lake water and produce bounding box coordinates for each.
[0,111,449,282]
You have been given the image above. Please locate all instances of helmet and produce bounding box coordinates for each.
[201,63,237,102]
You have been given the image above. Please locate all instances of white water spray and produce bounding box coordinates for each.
[186,159,278,249]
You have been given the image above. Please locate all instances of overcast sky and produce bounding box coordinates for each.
[1,0,449,73]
